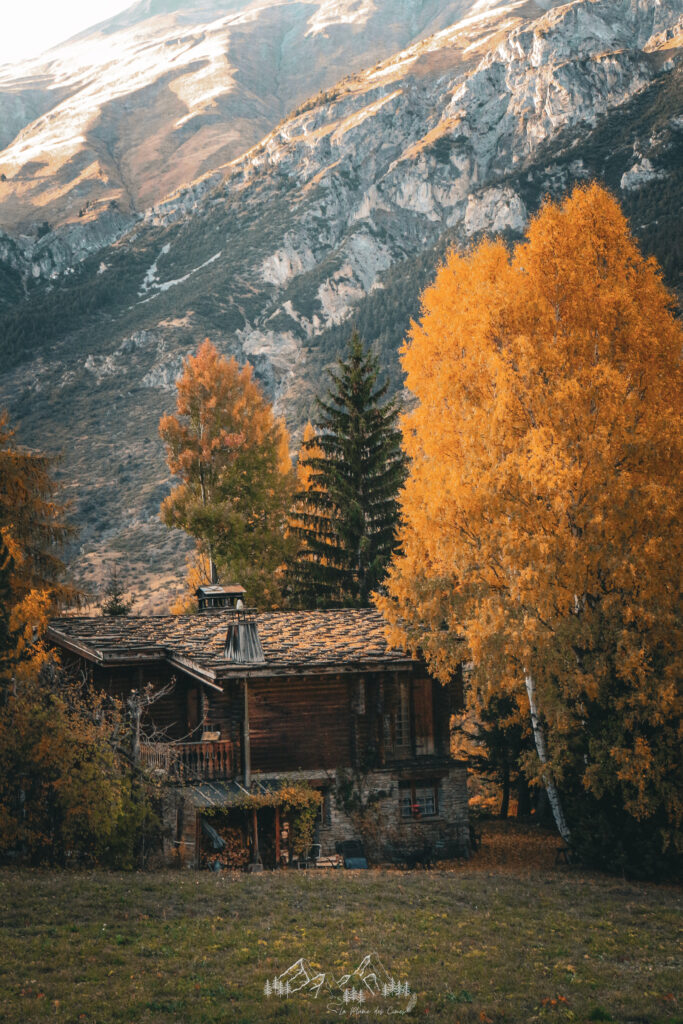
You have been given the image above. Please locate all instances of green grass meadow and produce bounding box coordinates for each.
[1,855,680,1024]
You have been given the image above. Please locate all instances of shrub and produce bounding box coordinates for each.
[0,665,161,868]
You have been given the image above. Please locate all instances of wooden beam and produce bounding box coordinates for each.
[409,675,417,757]
[377,677,386,767]
[275,806,281,866]
[214,660,418,681]
[252,807,260,864]
[243,679,251,788]
[200,688,209,732]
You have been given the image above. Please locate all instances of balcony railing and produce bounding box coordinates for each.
[140,739,234,781]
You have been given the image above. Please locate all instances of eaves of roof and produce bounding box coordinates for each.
[46,620,419,688]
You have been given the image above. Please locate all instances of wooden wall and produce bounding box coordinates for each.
[57,650,461,776]
[248,674,353,773]
[246,669,458,774]
[76,658,209,742]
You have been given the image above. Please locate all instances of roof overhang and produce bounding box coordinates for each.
[46,625,168,667]
[47,625,225,692]
[47,625,421,685]
[212,658,420,681]
[167,654,224,691]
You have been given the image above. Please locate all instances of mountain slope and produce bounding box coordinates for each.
[0,0,511,234]
[0,0,680,609]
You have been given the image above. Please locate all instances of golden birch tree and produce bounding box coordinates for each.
[378,184,682,869]
[0,411,77,684]
[159,340,295,608]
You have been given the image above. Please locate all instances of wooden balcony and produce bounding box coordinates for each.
[140,739,235,781]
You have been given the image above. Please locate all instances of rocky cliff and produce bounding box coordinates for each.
[0,0,680,608]
[0,0,506,234]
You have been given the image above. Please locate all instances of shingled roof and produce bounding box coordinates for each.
[47,608,417,684]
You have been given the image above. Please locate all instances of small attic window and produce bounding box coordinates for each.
[196,584,246,612]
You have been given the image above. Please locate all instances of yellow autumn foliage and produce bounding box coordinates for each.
[159,339,295,609]
[378,184,682,852]
[0,411,78,681]
[0,670,159,866]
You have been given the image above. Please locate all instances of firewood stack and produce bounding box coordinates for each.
[202,823,250,869]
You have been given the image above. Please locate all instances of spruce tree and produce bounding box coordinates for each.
[101,563,133,617]
[289,331,406,607]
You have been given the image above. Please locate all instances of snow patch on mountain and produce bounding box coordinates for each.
[140,243,171,294]
[139,250,222,299]
[306,0,377,37]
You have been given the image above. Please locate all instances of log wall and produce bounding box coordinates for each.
[249,674,353,773]
[58,652,462,784]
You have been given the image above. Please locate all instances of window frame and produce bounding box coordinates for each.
[398,778,439,820]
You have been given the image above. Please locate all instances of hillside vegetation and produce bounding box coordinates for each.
[0,0,680,598]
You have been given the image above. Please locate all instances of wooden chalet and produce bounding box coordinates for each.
[47,601,469,867]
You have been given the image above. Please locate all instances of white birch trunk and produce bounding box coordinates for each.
[524,669,571,844]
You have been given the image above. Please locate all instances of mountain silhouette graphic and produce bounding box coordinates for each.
[337,951,393,994]
[275,957,330,997]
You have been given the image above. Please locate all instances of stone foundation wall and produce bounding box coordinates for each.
[252,764,470,862]
[318,765,470,862]
[160,762,470,867]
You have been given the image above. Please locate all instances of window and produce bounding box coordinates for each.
[399,779,439,819]
[322,789,332,827]
[313,788,332,828]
